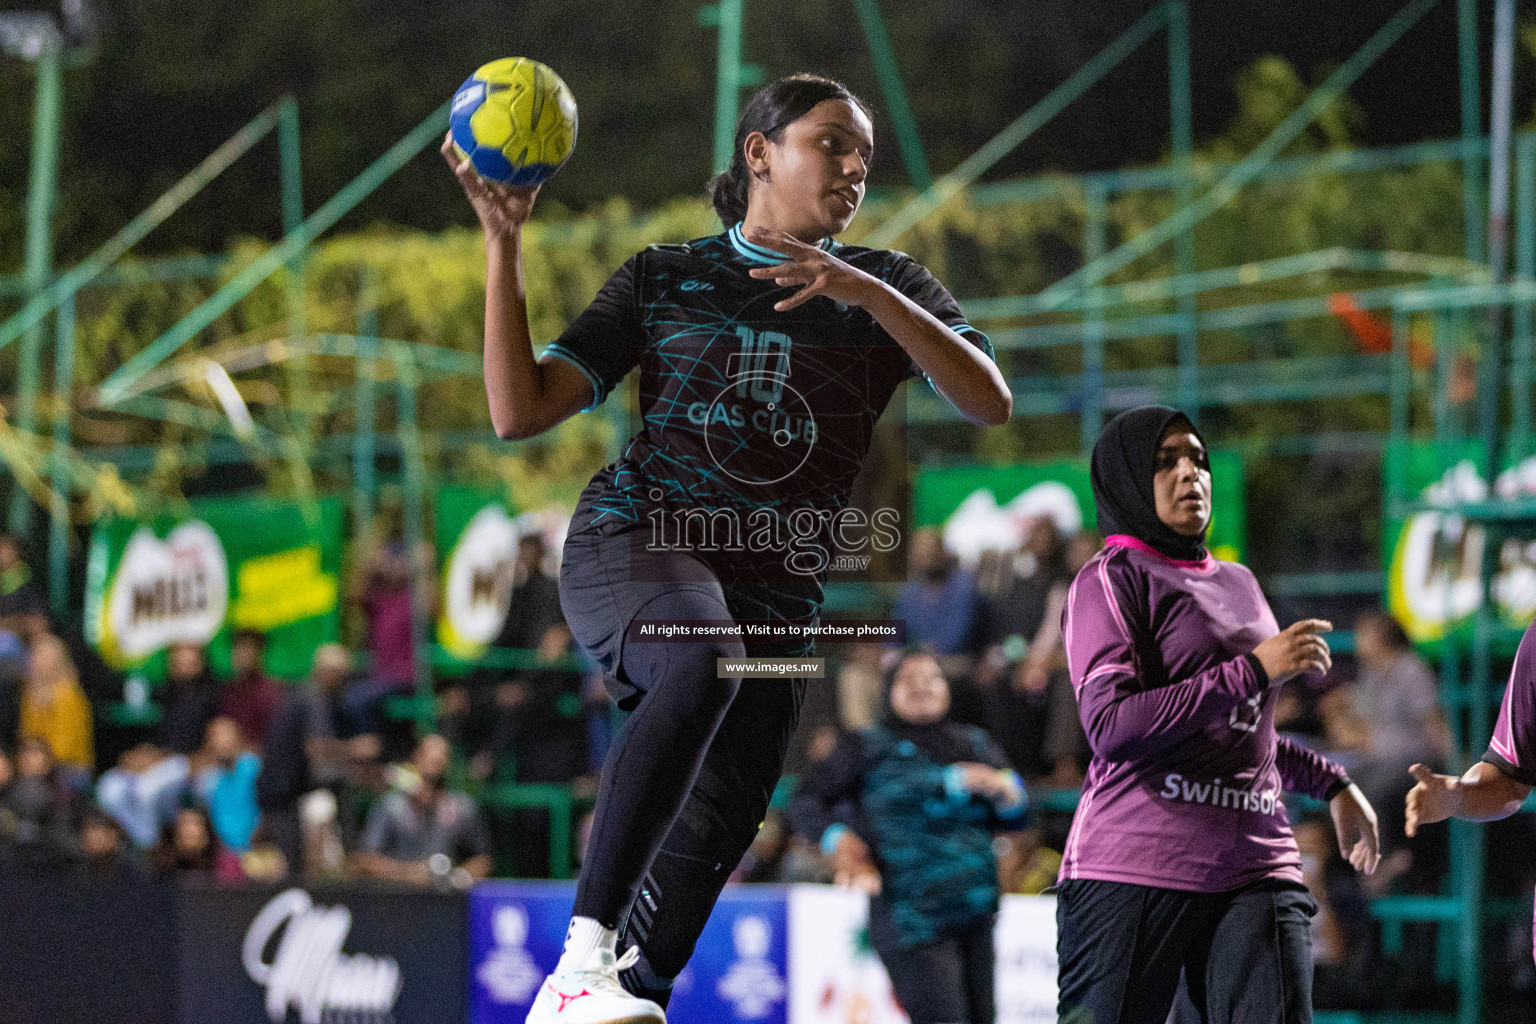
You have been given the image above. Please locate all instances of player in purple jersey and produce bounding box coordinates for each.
[445,74,1011,1024]
[1055,406,1381,1024]
[1405,618,1536,964]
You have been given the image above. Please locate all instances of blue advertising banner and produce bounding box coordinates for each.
[471,882,789,1024]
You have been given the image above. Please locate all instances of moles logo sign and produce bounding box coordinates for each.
[437,504,519,660]
[98,522,228,666]
[242,889,402,1024]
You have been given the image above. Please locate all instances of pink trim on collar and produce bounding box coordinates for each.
[1103,534,1218,572]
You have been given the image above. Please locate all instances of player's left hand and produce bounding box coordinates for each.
[1330,782,1381,875]
[744,225,881,311]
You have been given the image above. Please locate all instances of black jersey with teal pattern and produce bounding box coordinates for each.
[546,224,993,607]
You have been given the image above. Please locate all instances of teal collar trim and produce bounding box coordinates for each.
[728,223,838,264]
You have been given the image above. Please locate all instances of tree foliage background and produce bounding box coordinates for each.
[2,0,1536,584]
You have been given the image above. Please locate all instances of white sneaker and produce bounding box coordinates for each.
[525,946,666,1024]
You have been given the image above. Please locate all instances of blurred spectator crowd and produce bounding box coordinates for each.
[0,528,586,889]
[2,510,1532,1011]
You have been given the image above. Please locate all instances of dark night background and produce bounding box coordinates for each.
[0,0,1526,267]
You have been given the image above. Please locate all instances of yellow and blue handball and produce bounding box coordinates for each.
[450,57,577,187]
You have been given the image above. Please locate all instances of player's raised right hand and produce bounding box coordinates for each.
[442,131,540,238]
[1252,619,1332,684]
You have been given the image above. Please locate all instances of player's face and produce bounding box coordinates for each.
[1152,429,1212,537]
[755,98,873,241]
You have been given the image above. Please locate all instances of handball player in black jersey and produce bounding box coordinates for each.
[444,73,1011,1024]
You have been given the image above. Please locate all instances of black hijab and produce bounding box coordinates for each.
[879,654,977,765]
[1090,405,1208,561]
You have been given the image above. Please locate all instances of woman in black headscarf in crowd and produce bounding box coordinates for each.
[790,650,1026,1024]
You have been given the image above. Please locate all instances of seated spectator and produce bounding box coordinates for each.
[156,642,221,756]
[494,532,563,653]
[580,653,614,777]
[149,805,243,882]
[19,635,93,789]
[733,808,797,883]
[359,540,415,690]
[78,805,141,879]
[353,733,492,886]
[0,533,44,633]
[1323,612,1449,861]
[0,630,24,745]
[257,643,381,873]
[892,528,981,664]
[1025,530,1099,787]
[218,628,282,749]
[834,642,884,733]
[14,608,122,720]
[972,523,1065,782]
[0,745,13,862]
[96,742,191,848]
[977,518,1065,663]
[192,717,261,853]
[995,827,1063,895]
[1,736,80,873]
[477,623,587,786]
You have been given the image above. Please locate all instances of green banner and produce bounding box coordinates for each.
[1383,439,1536,653]
[914,452,1246,563]
[434,485,519,667]
[84,495,342,680]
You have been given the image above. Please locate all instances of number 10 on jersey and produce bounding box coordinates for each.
[734,326,791,405]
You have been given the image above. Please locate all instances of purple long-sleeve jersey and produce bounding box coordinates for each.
[1058,534,1351,892]
[1482,621,1536,968]
[1483,622,1536,788]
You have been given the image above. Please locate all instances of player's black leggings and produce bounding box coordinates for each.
[559,517,806,1003]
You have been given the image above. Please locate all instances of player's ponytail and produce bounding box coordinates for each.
[709,74,872,226]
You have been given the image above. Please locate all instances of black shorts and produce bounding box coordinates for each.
[559,515,741,710]
[1057,877,1317,1024]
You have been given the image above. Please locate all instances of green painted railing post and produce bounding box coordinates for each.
[1388,308,1411,510]
[395,345,433,735]
[852,0,931,190]
[353,265,380,531]
[1513,133,1536,459]
[1434,311,1456,474]
[550,791,572,879]
[704,0,745,177]
[10,36,62,538]
[1081,182,1107,453]
[1166,0,1198,420]
[278,96,309,410]
[1456,518,1500,1024]
[47,294,74,615]
[1478,0,1516,479]
[1458,0,1485,264]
